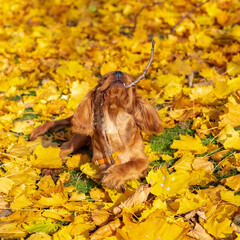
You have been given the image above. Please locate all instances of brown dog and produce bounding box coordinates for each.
[30,71,162,190]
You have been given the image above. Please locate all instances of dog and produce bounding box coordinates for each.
[30,71,163,190]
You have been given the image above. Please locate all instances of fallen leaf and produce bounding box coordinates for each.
[27,233,52,240]
[187,223,213,240]
[113,183,152,215]
[27,232,52,240]
[171,134,208,154]
[69,192,86,202]
[91,209,110,226]
[30,145,63,169]
[90,218,122,240]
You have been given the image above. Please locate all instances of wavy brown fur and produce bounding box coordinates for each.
[30,72,163,190]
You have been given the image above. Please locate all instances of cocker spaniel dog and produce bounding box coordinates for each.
[30,71,162,190]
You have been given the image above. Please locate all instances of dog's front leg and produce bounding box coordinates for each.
[101,158,149,190]
[30,117,73,141]
[60,133,90,158]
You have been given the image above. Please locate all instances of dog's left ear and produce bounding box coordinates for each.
[134,95,163,134]
[72,89,95,136]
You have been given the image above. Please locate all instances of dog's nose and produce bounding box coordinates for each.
[113,71,123,78]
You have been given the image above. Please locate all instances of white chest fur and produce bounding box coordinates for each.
[104,110,132,135]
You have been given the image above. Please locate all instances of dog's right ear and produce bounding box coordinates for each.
[72,89,95,136]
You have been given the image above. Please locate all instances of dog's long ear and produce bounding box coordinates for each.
[134,95,163,134]
[72,89,95,136]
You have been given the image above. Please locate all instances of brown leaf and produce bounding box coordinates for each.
[211,150,229,162]
[0,196,12,218]
[231,222,240,233]
[90,218,122,240]
[90,187,111,202]
[187,223,213,240]
[192,157,214,171]
[113,183,152,215]
[91,209,110,226]
[185,208,207,222]
[41,168,62,182]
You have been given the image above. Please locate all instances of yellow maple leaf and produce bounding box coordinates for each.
[35,81,60,102]
[220,101,240,127]
[153,74,185,90]
[189,169,217,186]
[190,32,213,49]
[171,134,207,154]
[0,222,27,239]
[202,204,237,238]
[218,125,240,150]
[222,175,240,191]
[10,192,33,209]
[164,82,182,99]
[227,61,240,76]
[27,233,52,240]
[56,61,84,78]
[230,25,240,42]
[67,81,90,110]
[174,191,205,214]
[215,76,240,99]
[37,192,68,207]
[189,85,216,104]
[66,154,90,170]
[221,190,240,206]
[119,210,189,240]
[42,208,73,222]
[37,175,55,190]
[167,58,192,75]
[147,165,190,199]
[30,145,63,169]
[0,178,15,194]
[69,192,86,202]
[171,152,194,171]
[80,162,100,179]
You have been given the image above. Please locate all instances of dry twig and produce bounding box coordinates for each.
[171,0,210,34]
[121,2,163,32]
[124,40,155,88]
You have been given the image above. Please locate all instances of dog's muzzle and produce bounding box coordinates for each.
[113,71,124,84]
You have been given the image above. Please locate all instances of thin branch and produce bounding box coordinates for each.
[121,2,163,33]
[171,0,210,34]
[124,40,155,88]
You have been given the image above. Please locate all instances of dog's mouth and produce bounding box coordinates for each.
[112,79,124,87]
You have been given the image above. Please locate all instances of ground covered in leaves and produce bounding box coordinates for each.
[1,0,240,239]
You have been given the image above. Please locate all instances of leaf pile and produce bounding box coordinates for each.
[1,0,240,239]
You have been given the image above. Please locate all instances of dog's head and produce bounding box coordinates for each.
[72,71,163,136]
[96,71,136,111]
[98,71,133,91]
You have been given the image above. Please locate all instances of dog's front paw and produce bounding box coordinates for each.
[30,122,54,141]
[101,164,126,190]
[59,141,74,159]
